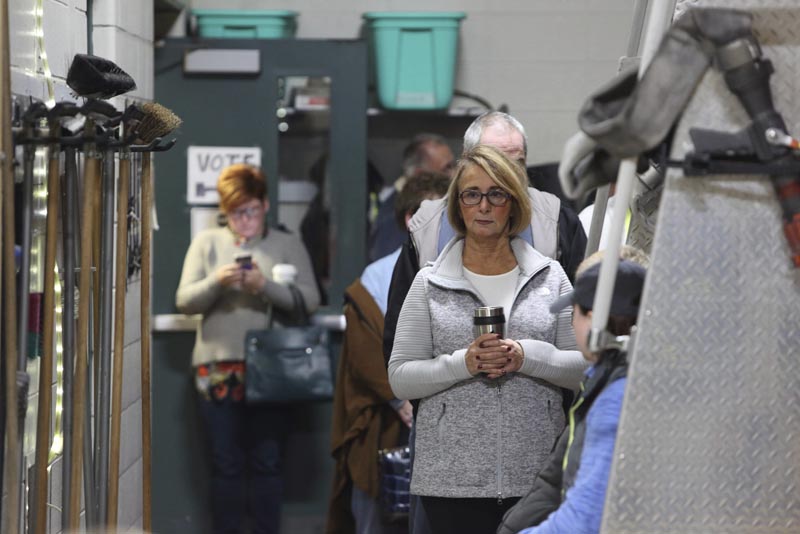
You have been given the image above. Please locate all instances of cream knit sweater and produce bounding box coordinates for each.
[176,226,320,367]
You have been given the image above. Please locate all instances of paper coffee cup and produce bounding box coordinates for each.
[272,263,298,285]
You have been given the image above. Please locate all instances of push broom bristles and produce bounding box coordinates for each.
[136,102,182,143]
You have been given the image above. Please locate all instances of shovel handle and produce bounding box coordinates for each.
[140,151,153,530]
[107,150,130,527]
[31,147,61,534]
[68,151,101,530]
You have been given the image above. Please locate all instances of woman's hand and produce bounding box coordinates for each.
[484,340,524,380]
[241,260,267,295]
[466,333,516,377]
[215,263,243,288]
[394,400,414,428]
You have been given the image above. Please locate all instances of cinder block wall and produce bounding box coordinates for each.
[7,0,153,531]
[191,0,636,164]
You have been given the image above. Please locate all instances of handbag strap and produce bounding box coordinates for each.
[287,284,310,325]
[265,284,311,327]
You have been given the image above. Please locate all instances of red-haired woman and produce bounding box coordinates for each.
[176,164,319,534]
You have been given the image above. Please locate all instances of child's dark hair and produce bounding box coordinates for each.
[577,304,637,336]
[394,171,451,229]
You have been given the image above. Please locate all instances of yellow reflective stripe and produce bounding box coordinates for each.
[624,209,632,239]
[562,382,586,475]
[369,192,379,223]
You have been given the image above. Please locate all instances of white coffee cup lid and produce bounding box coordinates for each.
[272,263,298,283]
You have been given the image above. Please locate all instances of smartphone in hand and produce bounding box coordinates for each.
[234,252,253,270]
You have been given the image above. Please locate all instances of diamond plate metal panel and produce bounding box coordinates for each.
[602,2,800,533]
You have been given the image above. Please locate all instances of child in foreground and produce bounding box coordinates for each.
[498,255,647,534]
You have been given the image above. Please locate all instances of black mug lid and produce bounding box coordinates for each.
[474,315,506,326]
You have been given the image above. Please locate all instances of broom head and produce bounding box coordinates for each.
[136,102,182,144]
[67,54,137,99]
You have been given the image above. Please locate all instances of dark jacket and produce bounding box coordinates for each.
[528,163,578,212]
[327,279,405,534]
[368,189,406,262]
[496,352,628,534]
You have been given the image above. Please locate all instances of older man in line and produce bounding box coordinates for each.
[369,133,456,262]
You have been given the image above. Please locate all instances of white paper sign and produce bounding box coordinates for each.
[186,146,262,204]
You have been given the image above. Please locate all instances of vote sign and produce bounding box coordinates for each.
[187,146,262,205]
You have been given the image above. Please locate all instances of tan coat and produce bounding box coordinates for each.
[326,279,404,534]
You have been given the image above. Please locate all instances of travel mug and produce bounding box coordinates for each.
[473,306,505,339]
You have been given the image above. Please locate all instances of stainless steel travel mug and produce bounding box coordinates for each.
[473,306,505,338]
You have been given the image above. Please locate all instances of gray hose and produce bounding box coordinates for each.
[60,148,78,529]
[83,363,96,529]
[17,144,33,371]
[15,140,35,534]
[95,148,115,524]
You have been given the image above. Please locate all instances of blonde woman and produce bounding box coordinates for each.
[389,146,587,533]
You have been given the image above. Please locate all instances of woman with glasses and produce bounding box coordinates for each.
[176,163,319,534]
[388,146,586,534]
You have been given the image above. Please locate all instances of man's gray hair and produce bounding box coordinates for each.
[402,133,449,178]
[463,111,528,157]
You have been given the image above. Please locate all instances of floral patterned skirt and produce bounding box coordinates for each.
[195,361,246,402]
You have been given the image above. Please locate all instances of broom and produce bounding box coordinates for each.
[65,53,135,530]
[106,104,144,528]
[134,102,181,531]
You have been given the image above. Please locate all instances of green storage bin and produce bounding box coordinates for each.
[363,12,466,110]
[193,10,298,39]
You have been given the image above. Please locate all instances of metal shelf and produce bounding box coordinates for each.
[276,106,484,136]
[155,0,185,11]
[155,0,187,41]
[278,106,485,117]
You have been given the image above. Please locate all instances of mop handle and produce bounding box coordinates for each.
[107,149,130,527]
[31,145,61,534]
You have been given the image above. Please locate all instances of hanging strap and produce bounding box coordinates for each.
[578,8,754,159]
[287,284,310,326]
[267,284,310,328]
